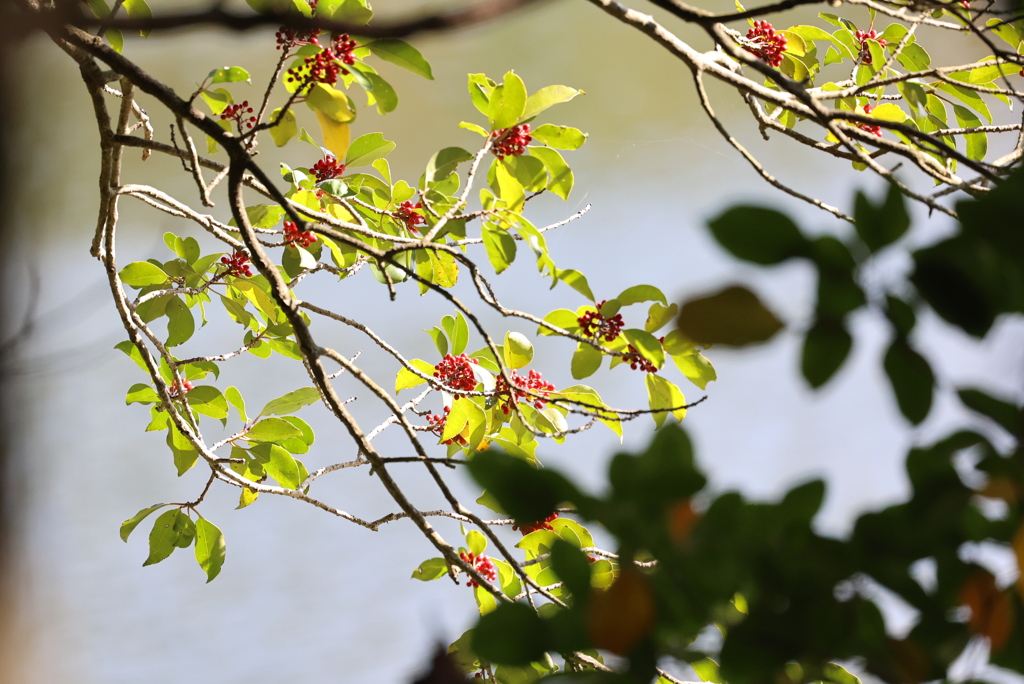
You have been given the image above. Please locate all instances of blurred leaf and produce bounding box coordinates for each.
[676,285,784,347]
[854,182,910,252]
[708,207,807,264]
[801,318,852,388]
[883,338,934,424]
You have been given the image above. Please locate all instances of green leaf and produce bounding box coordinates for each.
[364,71,398,115]
[646,374,687,428]
[120,504,168,542]
[269,107,298,147]
[802,319,852,388]
[571,342,603,380]
[120,261,168,288]
[624,329,665,369]
[224,386,248,422]
[412,557,449,581]
[539,308,581,336]
[672,351,717,390]
[522,85,582,121]
[187,385,229,420]
[854,181,910,252]
[935,82,991,123]
[209,66,250,83]
[246,417,304,443]
[467,530,488,556]
[953,104,988,161]
[426,147,473,183]
[345,132,396,167]
[194,518,226,582]
[489,72,528,129]
[884,338,934,424]
[645,302,678,333]
[165,296,195,347]
[528,147,573,200]
[530,124,587,150]
[503,332,534,370]
[396,359,436,393]
[257,387,321,417]
[167,426,199,476]
[708,206,807,264]
[957,388,1022,436]
[676,285,784,347]
[556,269,594,301]
[320,0,372,23]
[143,509,183,566]
[472,602,547,666]
[693,658,724,683]
[426,327,448,356]
[443,312,470,356]
[366,39,433,79]
[483,223,516,274]
[252,443,302,488]
[617,284,667,306]
[126,383,160,405]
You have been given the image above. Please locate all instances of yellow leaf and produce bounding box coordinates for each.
[315,110,351,159]
[307,83,355,122]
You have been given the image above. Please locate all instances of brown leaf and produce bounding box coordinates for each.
[958,569,1015,652]
[676,285,784,347]
[587,567,656,656]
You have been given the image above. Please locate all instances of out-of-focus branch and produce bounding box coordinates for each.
[28,0,550,38]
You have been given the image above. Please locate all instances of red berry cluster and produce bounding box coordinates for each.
[855,30,887,65]
[394,201,425,231]
[275,26,321,51]
[459,551,497,588]
[433,354,479,392]
[283,221,317,249]
[285,34,358,90]
[577,301,625,342]
[311,156,346,182]
[491,124,532,160]
[622,342,661,373]
[426,406,468,446]
[168,379,194,399]
[274,0,321,50]
[745,21,788,67]
[512,512,559,535]
[220,101,257,130]
[220,251,253,278]
[494,369,556,414]
[859,104,883,137]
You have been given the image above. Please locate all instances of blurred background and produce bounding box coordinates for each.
[3,0,1023,681]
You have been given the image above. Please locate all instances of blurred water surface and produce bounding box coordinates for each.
[7,1,1023,682]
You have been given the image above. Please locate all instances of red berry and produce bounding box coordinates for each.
[284,33,358,90]
[622,344,658,373]
[433,354,479,392]
[745,21,788,68]
[855,29,887,65]
[394,201,425,232]
[426,406,468,446]
[168,379,194,399]
[491,124,532,160]
[220,251,253,278]
[220,100,258,130]
[512,512,559,535]
[311,155,346,182]
[459,551,497,588]
[577,301,624,342]
[859,104,883,137]
[283,220,317,249]
[493,368,555,414]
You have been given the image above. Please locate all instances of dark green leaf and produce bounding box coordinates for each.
[853,182,910,252]
[471,602,547,665]
[708,207,808,264]
[801,318,852,388]
[883,338,934,424]
[957,388,1022,437]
